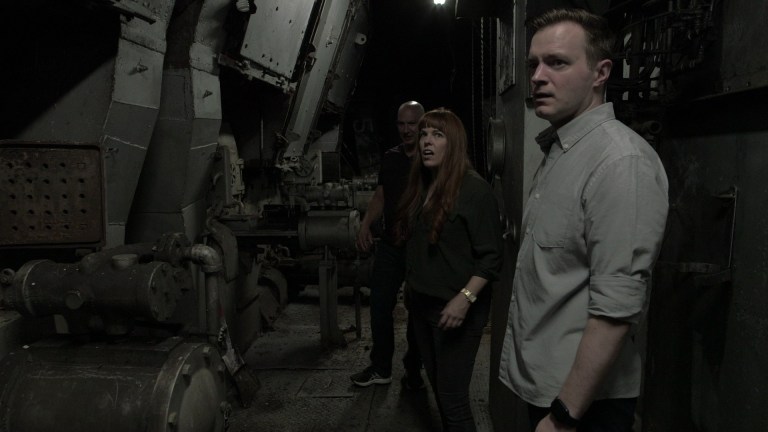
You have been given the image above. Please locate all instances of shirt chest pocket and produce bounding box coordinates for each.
[532,192,573,248]
[442,210,467,240]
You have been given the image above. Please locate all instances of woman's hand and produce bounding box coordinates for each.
[438,293,471,329]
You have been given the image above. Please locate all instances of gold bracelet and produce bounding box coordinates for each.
[460,288,477,304]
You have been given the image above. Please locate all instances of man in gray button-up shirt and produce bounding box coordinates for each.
[498,9,668,432]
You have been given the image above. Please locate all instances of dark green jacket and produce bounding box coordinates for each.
[405,170,504,301]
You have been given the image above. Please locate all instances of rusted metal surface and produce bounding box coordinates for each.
[0,337,229,432]
[1,256,184,325]
[0,142,103,247]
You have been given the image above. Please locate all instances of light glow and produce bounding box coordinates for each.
[433,0,446,5]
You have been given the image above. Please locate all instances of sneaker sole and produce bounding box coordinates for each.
[352,377,392,387]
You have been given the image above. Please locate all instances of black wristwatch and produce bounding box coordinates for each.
[550,397,580,428]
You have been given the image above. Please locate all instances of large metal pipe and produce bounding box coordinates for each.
[1,255,182,323]
[0,337,229,432]
[298,209,360,251]
[182,244,223,344]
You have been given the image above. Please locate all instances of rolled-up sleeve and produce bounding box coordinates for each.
[583,154,669,323]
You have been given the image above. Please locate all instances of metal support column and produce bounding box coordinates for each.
[318,247,346,347]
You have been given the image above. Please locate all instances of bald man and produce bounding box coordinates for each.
[351,101,425,390]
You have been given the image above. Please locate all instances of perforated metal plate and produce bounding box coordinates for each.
[1,142,104,247]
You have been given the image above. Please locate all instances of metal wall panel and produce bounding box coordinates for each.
[191,68,222,120]
[0,143,103,247]
[102,103,164,223]
[326,2,368,110]
[113,39,165,109]
[241,0,317,82]
[17,60,114,143]
[645,93,768,431]
[721,0,768,93]
[283,0,353,159]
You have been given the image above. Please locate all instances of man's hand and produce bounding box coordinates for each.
[356,223,374,252]
[357,186,384,252]
[535,414,576,432]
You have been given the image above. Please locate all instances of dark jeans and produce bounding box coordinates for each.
[528,398,637,432]
[369,241,421,376]
[410,289,491,432]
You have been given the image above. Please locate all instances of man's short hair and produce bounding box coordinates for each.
[399,101,425,117]
[528,8,616,66]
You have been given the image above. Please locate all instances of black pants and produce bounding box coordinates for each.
[410,290,491,432]
[528,398,637,432]
[369,241,421,376]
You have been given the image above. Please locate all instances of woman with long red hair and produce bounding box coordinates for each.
[394,108,503,431]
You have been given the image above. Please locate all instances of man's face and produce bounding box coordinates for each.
[528,22,603,128]
[397,107,421,147]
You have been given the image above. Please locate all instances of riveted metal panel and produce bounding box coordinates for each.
[113,39,165,109]
[284,0,353,158]
[241,0,317,81]
[326,1,368,110]
[0,142,103,247]
[192,69,222,120]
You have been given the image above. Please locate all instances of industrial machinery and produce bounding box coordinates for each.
[5,0,768,431]
[0,0,373,430]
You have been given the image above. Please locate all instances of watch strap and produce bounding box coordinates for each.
[550,397,580,428]
[460,288,477,303]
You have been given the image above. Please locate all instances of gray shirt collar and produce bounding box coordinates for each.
[535,102,616,154]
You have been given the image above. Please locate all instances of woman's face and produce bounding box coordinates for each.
[419,126,448,171]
